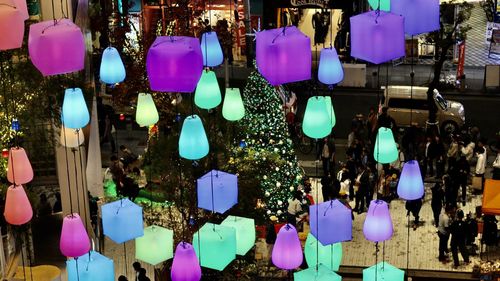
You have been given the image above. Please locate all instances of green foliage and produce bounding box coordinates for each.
[480,0,495,22]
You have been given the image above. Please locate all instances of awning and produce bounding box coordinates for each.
[482,179,500,215]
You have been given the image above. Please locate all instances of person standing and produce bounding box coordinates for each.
[287,191,304,227]
[406,198,423,230]
[431,181,445,227]
[100,113,116,153]
[435,136,446,178]
[137,268,150,281]
[447,135,459,162]
[425,136,437,177]
[450,209,470,268]
[437,206,452,262]
[457,156,470,206]
[475,146,487,189]
[320,137,335,176]
[353,166,370,214]
[132,262,142,281]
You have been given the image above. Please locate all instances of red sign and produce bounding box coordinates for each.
[457,41,466,79]
[236,0,246,51]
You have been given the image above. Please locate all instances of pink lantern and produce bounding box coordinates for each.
[0,3,24,51]
[4,185,33,225]
[28,19,85,76]
[363,200,393,242]
[272,224,303,270]
[60,213,91,258]
[256,26,311,86]
[7,147,33,185]
[171,242,202,281]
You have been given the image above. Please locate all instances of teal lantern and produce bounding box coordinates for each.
[373,127,398,164]
[368,0,390,11]
[193,223,236,271]
[201,31,224,67]
[222,88,245,121]
[179,115,209,160]
[136,93,159,127]
[363,262,404,281]
[324,96,336,128]
[62,88,89,129]
[67,251,114,281]
[303,96,331,139]
[100,47,126,84]
[194,70,222,110]
[294,265,342,281]
[304,233,342,271]
[135,225,173,265]
[221,216,255,255]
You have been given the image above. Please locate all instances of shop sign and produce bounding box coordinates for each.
[456,41,465,79]
[290,0,330,8]
[236,0,246,51]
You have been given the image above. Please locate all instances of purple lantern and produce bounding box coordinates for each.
[0,4,24,51]
[309,199,352,245]
[28,19,85,76]
[171,242,202,281]
[60,213,91,257]
[197,170,237,214]
[350,11,405,64]
[363,200,393,242]
[272,224,303,270]
[391,0,440,36]
[146,36,203,93]
[397,160,425,200]
[256,26,311,86]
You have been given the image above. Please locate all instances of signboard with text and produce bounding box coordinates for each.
[236,0,246,51]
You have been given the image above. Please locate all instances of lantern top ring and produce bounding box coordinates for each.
[271,26,287,43]
[41,19,71,34]
[0,3,16,8]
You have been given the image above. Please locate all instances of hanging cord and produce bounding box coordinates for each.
[20,236,26,281]
[315,160,319,272]
[62,116,75,216]
[76,130,90,232]
[50,0,57,24]
[1,54,8,135]
[25,232,34,281]
[123,242,128,277]
[72,148,82,215]
[178,159,186,242]
[75,258,81,281]
[8,56,18,148]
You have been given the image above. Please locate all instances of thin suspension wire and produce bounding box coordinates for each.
[315,160,319,271]
[62,119,75,215]
[25,232,34,281]
[76,130,90,231]
[20,237,26,281]
[72,149,82,216]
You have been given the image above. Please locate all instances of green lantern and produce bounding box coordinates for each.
[136,93,159,127]
[303,96,331,139]
[363,262,404,281]
[222,88,245,121]
[221,215,255,256]
[194,70,222,110]
[135,225,173,265]
[193,223,236,271]
[368,0,390,11]
[294,264,342,281]
[324,96,336,128]
[304,233,342,271]
[373,127,398,164]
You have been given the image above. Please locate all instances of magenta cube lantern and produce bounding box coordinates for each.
[28,19,85,76]
[256,26,311,86]
[309,199,352,245]
[391,0,440,36]
[0,4,24,51]
[350,11,405,64]
[146,36,203,93]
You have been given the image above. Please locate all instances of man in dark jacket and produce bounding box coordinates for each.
[456,156,470,206]
[450,209,470,267]
[431,181,445,227]
[353,166,370,214]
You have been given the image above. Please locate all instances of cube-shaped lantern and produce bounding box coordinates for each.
[67,251,114,281]
[197,170,237,214]
[28,19,85,76]
[192,223,236,271]
[135,225,173,265]
[256,26,311,86]
[294,264,342,281]
[310,199,352,245]
[0,5,24,51]
[391,0,440,36]
[304,233,342,271]
[101,198,144,244]
[363,262,404,281]
[146,36,203,92]
[350,11,405,64]
[221,216,255,255]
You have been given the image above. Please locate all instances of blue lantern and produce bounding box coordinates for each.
[363,262,404,281]
[100,47,126,84]
[101,198,144,244]
[67,251,114,281]
[197,170,237,214]
[201,31,224,67]
[179,115,209,160]
[239,140,247,148]
[309,199,352,245]
[318,48,344,86]
[391,0,440,36]
[304,233,342,271]
[62,88,90,129]
[294,264,342,281]
[11,118,20,131]
[193,223,236,271]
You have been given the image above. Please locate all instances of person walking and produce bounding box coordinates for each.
[450,209,470,268]
[431,181,445,227]
[406,198,423,230]
[437,206,452,262]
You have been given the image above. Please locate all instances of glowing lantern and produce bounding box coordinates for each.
[67,251,114,281]
[28,19,85,76]
[146,36,203,92]
[201,31,224,67]
[60,126,84,148]
[318,48,344,85]
[391,0,440,35]
[309,199,352,245]
[397,160,424,200]
[294,264,342,281]
[373,127,398,164]
[197,170,237,214]
[303,96,331,139]
[256,26,311,86]
[363,262,404,281]
[171,242,202,281]
[135,93,159,127]
[324,96,336,128]
[62,88,90,129]
[194,70,221,110]
[7,147,33,185]
[101,198,144,244]
[13,0,28,19]
[304,233,342,271]
[178,115,209,160]
[60,213,91,257]
[221,216,255,255]
[222,88,245,121]
[368,0,390,11]
[350,11,405,65]
[135,225,173,265]
[4,185,32,225]
[363,200,393,242]
[0,4,24,51]
[272,224,303,270]
[100,47,126,84]
[192,223,236,271]
[1,149,8,158]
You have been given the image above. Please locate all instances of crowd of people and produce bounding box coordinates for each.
[108,145,146,201]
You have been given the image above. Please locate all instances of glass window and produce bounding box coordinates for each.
[388,98,429,110]
[434,93,448,111]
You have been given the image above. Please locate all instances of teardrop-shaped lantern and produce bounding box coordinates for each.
[303,96,331,139]
[62,88,90,129]
[171,242,202,281]
[222,88,245,121]
[318,48,344,85]
[272,224,303,270]
[7,147,34,185]
[194,70,221,110]
[179,115,209,160]
[324,96,336,128]
[60,126,84,148]
[4,185,33,225]
[397,160,424,200]
[363,200,393,242]
[201,31,224,67]
[0,4,24,51]
[136,93,159,127]
[100,47,126,84]
[373,127,398,164]
[60,213,91,257]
